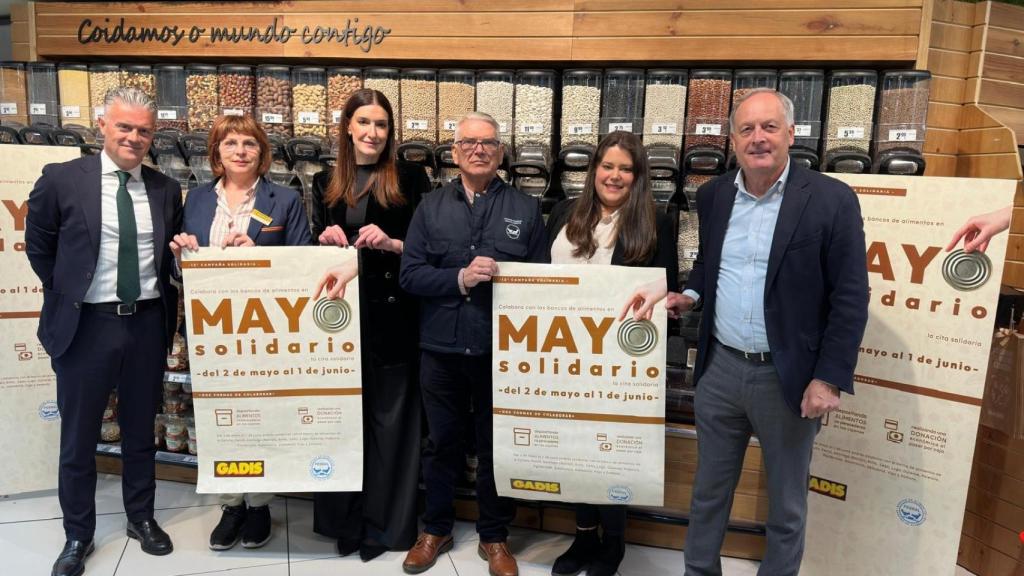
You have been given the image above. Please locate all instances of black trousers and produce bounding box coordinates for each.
[420,350,515,543]
[52,303,164,540]
[575,503,627,537]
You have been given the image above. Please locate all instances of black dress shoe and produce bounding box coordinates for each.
[51,539,94,576]
[127,518,174,556]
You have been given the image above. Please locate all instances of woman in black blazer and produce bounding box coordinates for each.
[309,89,431,562]
[545,131,678,576]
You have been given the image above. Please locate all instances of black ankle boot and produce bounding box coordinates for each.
[587,532,625,576]
[551,528,601,576]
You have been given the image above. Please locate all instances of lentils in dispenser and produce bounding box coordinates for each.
[154,64,188,131]
[327,67,362,141]
[257,65,292,138]
[400,69,437,145]
[218,64,254,118]
[0,62,27,127]
[185,64,217,132]
[643,69,688,155]
[121,64,155,100]
[601,69,644,136]
[292,67,327,140]
[561,69,602,148]
[873,70,931,175]
[438,69,475,144]
[513,69,555,159]
[363,67,401,136]
[683,70,732,174]
[476,70,514,139]
[58,63,90,128]
[779,69,825,170]
[27,63,59,126]
[88,64,120,124]
[823,70,877,173]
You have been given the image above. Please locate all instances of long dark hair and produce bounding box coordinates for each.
[325,89,404,209]
[565,131,656,265]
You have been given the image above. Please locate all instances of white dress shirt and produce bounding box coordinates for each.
[83,151,160,303]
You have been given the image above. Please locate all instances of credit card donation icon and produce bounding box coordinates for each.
[942,249,991,291]
[313,298,352,332]
[617,319,659,357]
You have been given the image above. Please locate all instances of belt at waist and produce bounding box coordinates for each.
[714,339,772,364]
[83,299,160,316]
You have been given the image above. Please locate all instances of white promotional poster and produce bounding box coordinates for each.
[492,263,666,506]
[0,145,78,495]
[182,246,363,493]
[802,174,1017,575]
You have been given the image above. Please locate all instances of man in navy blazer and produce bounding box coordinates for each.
[26,87,181,576]
[667,89,868,576]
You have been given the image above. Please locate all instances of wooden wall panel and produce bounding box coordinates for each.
[986,26,1024,59]
[27,0,925,63]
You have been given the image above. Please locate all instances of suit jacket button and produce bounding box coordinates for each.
[85,272,93,280]
[73,302,81,309]
[387,296,397,303]
[384,272,393,279]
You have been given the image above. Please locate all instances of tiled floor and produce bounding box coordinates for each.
[0,474,977,576]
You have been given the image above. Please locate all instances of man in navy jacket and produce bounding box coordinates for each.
[400,112,548,576]
[667,89,868,576]
[26,87,181,576]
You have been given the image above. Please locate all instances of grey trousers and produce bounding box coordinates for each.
[684,342,820,576]
[219,492,274,507]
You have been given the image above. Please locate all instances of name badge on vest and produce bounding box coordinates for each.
[252,210,273,226]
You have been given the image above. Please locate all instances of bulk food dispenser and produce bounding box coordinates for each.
[510,69,556,199]
[822,70,877,173]
[873,70,930,176]
[683,70,732,175]
[398,69,438,178]
[435,69,476,186]
[778,69,825,170]
[643,69,687,205]
[558,69,602,199]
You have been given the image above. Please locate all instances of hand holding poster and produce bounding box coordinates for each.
[492,262,666,506]
[181,246,363,493]
[0,145,78,495]
[802,174,1017,576]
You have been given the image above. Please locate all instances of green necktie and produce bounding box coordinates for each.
[115,170,141,305]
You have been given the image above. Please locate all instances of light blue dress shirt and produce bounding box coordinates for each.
[685,161,790,353]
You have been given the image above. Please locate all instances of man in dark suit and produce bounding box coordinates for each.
[667,89,869,576]
[26,87,182,576]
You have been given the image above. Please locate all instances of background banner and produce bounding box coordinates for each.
[802,174,1017,575]
[0,144,77,495]
[492,263,666,506]
[182,246,363,493]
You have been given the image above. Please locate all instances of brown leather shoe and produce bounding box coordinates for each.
[478,541,519,576]
[402,532,453,574]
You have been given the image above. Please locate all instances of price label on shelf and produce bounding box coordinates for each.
[157,109,178,120]
[652,123,677,135]
[568,123,592,135]
[794,124,812,137]
[609,122,633,133]
[695,123,721,136]
[0,102,18,115]
[406,119,429,130]
[498,122,509,134]
[30,103,47,116]
[332,110,342,124]
[519,123,544,135]
[262,112,284,124]
[443,119,459,131]
[93,109,105,120]
[223,108,243,117]
[61,105,81,119]
[686,249,699,259]
[887,129,917,142]
[836,126,865,139]
[298,111,320,124]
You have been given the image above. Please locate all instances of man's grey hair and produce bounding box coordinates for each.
[103,86,156,115]
[729,88,795,133]
[454,111,502,144]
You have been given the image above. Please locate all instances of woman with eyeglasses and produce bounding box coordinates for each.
[544,131,678,576]
[309,88,431,562]
[169,114,312,551]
